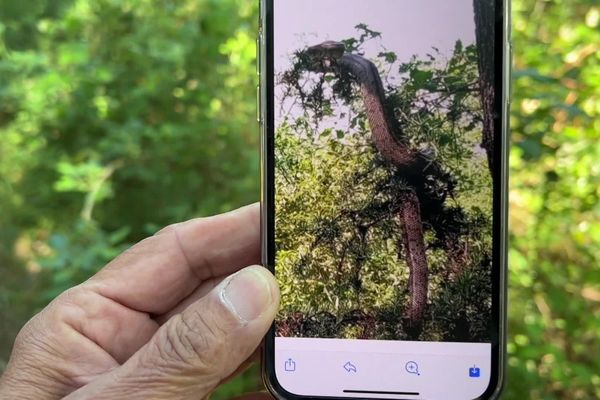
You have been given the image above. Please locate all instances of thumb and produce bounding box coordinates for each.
[66,266,279,400]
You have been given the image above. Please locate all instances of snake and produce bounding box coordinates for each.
[305,41,429,328]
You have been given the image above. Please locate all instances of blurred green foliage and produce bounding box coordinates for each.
[508,1,600,398]
[0,0,598,399]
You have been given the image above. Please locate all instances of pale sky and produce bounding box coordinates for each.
[274,0,477,124]
[274,0,476,74]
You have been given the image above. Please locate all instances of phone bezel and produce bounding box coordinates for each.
[260,1,511,399]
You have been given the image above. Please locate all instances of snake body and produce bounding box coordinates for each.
[337,53,420,168]
[306,41,429,327]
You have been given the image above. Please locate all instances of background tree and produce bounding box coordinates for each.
[473,0,497,174]
[507,1,600,398]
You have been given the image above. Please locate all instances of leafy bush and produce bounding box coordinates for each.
[507,1,600,398]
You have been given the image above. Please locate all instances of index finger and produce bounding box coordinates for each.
[86,203,261,314]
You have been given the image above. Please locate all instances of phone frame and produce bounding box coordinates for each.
[259,1,511,399]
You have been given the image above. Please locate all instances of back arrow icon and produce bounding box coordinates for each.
[344,362,358,372]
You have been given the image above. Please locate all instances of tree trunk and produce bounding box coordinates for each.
[473,0,496,176]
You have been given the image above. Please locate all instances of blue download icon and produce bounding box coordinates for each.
[469,366,481,378]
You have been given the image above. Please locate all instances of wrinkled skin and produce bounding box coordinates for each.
[0,204,280,400]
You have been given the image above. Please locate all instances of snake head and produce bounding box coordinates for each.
[304,40,346,73]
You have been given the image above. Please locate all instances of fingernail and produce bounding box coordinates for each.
[221,266,273,323]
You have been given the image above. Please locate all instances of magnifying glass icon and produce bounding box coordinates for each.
[405,361,420,376]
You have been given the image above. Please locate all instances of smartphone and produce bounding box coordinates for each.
[260,1,510,399]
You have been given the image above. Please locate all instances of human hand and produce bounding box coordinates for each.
[0,204,279,400]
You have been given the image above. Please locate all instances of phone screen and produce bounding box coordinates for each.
[265,1,506,399]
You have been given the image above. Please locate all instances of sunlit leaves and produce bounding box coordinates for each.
[509,0,600,398]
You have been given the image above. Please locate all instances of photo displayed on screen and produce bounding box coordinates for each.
[274,0,496,344]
